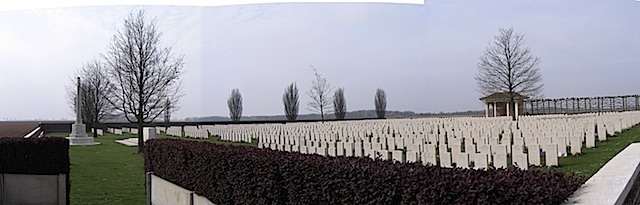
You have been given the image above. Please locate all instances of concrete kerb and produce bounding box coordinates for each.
[563,143,640,205]
[146,172,214,205]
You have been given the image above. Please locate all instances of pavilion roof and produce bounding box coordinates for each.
[479,92,529,102]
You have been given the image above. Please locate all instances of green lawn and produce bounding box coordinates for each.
[549,124,640,178]
[47,132,256,204]
[48,132,146,205]
[48,124,640,204]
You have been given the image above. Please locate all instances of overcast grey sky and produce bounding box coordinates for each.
[0,0,638,120]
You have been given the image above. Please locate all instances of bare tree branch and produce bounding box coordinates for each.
[283,82,299,121]
[104,10,184,152]
[333,88,346,120]
[227,88,243,122]
[307,65,333,121]
[375,88,386,119]
[475,27,544,120]
[66,58,117,138]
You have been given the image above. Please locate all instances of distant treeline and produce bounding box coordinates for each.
[184,110,485,122]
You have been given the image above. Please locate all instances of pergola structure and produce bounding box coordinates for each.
[524,95,640,115]
[480,92,529,119]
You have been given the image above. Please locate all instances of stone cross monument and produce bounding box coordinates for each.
[68,77,96,145]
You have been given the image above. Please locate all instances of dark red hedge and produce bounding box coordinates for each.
[145,139,583,205]
[0,137,70,205]
[0,137,70,174]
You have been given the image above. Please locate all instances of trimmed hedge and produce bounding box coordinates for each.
[0,137,70,174]
[0,137,70,205]
[145,139,583,205]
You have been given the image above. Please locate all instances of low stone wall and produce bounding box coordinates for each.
[0,173,67,205]
[563,143,640,205]
[146,173,215,205]
[623,172,640,204]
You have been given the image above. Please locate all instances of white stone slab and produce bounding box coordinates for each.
[336,143,344,156]
[406,151,418,163]
[421,151,437,166]
[563,143,640,205]
[597,125,607,142]
[512,153,528,170]
[327,148,336,157]
[440,151,452,168]
[491,144,507,155]
[527,144,541,166]
[512,144,524,155]
[555,136,568,157]
[474,153,488,170]
[570,137,582,155]
[354,142,363,157]
[493,154,507,169]
[115,138,138,146]
[452,152,469,168]
[585,132,596,148]
[545,144,558,167]
[465,143,476,155]
[392,150,403,162]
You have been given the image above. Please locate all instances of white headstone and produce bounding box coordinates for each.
[452,152,469,168]
[392,150,403,162]
[512,153,528,170]
[439,151,452,168]
[474,153,488,170]
[545,144,558,167]
[143,127,156,142]
[406,151,418,163]
[493,153,507,169]
[570,137,582,155]
[421,151,437,166]
[527,144,541,166]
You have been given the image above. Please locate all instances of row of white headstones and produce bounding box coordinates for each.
[105,111,640,170]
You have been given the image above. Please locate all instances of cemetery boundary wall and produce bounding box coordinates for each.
[39,118,382,134]
[563,143,640,205]
[0,137,70,205]
[146,172,215,205]
[0,173,67,205]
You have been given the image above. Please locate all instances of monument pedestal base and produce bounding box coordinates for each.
[68,123,99,145]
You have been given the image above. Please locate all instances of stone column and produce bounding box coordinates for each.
[68,77,97,145]
[485,103,489,118]
[493,102,497,117]
[506,102,510,117]
[515,101,519,119]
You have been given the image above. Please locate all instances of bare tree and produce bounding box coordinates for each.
[66,59,117,138]
[374,88,386,119]
[283,82,299,121]
[475,27,543,120]
[333,88,346,120]
[228,88,243,122]
[163,99,177,123]
[307,65,333,121]
[104,10,184,152]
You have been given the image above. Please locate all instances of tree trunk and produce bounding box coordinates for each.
[137,122,144,153]
[320,105,324,122]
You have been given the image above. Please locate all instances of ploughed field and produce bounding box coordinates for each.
[0,122,39,138]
